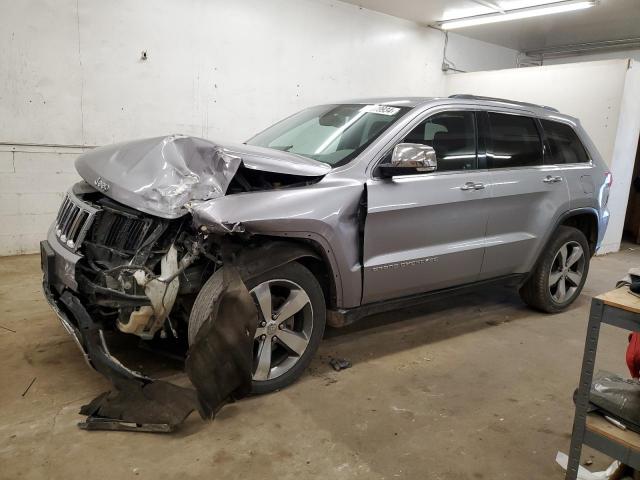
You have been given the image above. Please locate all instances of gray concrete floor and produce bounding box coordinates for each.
[0,248,637,480]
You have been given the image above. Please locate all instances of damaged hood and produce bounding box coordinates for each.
[75,135,331,219]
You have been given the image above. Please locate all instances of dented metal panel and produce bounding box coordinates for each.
[75,135,330,219]
[190,177,365,308]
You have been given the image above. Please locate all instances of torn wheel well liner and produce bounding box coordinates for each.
[230,237,337,308]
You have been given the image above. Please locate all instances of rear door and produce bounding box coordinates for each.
[479,111,571,279]
[539,118,595,210]
[363,109,491,304]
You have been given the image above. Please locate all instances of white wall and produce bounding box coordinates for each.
[446,59,640,254]
[446,32,518,73]
[0,0,517,255]
[542,48,640,66]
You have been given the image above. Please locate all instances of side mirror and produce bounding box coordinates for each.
[378,143,437,178]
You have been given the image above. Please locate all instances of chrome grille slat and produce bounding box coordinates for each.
[67,210,84,243]
[54,191,100,252]
[57,199,74,233]
[62,202,76,232]
[56,198,69,225]
[61,210,78,241]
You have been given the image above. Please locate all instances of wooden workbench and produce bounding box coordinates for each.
[598,287,640,315]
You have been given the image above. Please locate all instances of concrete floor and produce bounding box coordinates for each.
[0,248,637,480]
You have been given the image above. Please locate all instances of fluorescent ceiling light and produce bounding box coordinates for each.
[438,0,595,30]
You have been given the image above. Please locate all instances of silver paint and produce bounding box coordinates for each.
[65,97,610,310]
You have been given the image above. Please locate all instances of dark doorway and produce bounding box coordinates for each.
[623,135,640,244]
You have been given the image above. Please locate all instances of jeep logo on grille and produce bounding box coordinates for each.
[94,176,110,192]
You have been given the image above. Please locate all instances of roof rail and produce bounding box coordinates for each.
[448,94,559,112]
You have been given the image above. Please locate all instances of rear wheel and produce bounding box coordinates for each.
[519,226,590,313]
[188,262,326,394]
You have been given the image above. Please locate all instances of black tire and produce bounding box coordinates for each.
[188,268,224,347]
[519,226,590,313]
[188,262,326,394]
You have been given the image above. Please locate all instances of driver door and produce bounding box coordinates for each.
[362,110,491,304]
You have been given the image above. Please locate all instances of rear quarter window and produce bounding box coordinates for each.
[541,119,590,164]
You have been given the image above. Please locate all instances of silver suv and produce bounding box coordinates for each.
[42,95,611,393]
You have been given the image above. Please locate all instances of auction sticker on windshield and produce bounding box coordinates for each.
[363,105,401,116]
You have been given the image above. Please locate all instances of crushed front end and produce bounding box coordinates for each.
[41,181,218,375]
[41,180,257,430]
[40,134,331,430]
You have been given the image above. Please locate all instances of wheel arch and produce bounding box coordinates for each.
[233,237,338,309]
[522,207,599,285]
[558,208,599,257]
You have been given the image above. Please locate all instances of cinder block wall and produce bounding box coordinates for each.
[0,146,83,255]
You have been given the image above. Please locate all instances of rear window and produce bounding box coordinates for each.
[486,113,542,168]
[541,119,590,164]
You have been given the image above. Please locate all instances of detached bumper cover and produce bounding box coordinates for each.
[41,240,89,361]
[42,279,92,364]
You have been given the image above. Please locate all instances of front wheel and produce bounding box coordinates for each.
[188,262,326,394]
[519,226,590,313]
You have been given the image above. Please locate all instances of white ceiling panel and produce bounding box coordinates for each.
[341,0,640,51]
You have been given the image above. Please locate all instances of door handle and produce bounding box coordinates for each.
[543,175,563,184]
[460,182,485,191]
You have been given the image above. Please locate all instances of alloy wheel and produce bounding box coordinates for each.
[548,240,585,303]
[250,279,314,381]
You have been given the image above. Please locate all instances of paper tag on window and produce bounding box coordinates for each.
[363,105,401,116]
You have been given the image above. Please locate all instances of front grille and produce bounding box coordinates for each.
[55,193,100,251]
[89,209,156,252]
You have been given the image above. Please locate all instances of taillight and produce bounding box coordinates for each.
[602,171,612,208]
[605,171,613,187]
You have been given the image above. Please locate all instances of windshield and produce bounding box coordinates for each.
[246,104,410,167]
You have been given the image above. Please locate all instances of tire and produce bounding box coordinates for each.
[519,226,590,313]
[188,262,326,394]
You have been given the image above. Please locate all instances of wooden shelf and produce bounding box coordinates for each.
[587,414,640,453]
[597,288,640,315]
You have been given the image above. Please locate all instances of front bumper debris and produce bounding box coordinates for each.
[61,291,196,432]
[41,238,260,432]
[41,240,90,363]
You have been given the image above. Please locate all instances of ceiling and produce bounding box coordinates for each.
[341,0,640,51]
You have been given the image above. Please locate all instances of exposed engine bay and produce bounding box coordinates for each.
[64,186,207,341]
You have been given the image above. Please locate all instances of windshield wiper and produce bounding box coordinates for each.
[271,145,294,152]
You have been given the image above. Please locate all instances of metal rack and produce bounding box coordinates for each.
[566,288,640,479]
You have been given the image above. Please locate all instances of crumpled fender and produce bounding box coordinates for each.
[231,240,320,282]
[189,176,365,309]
